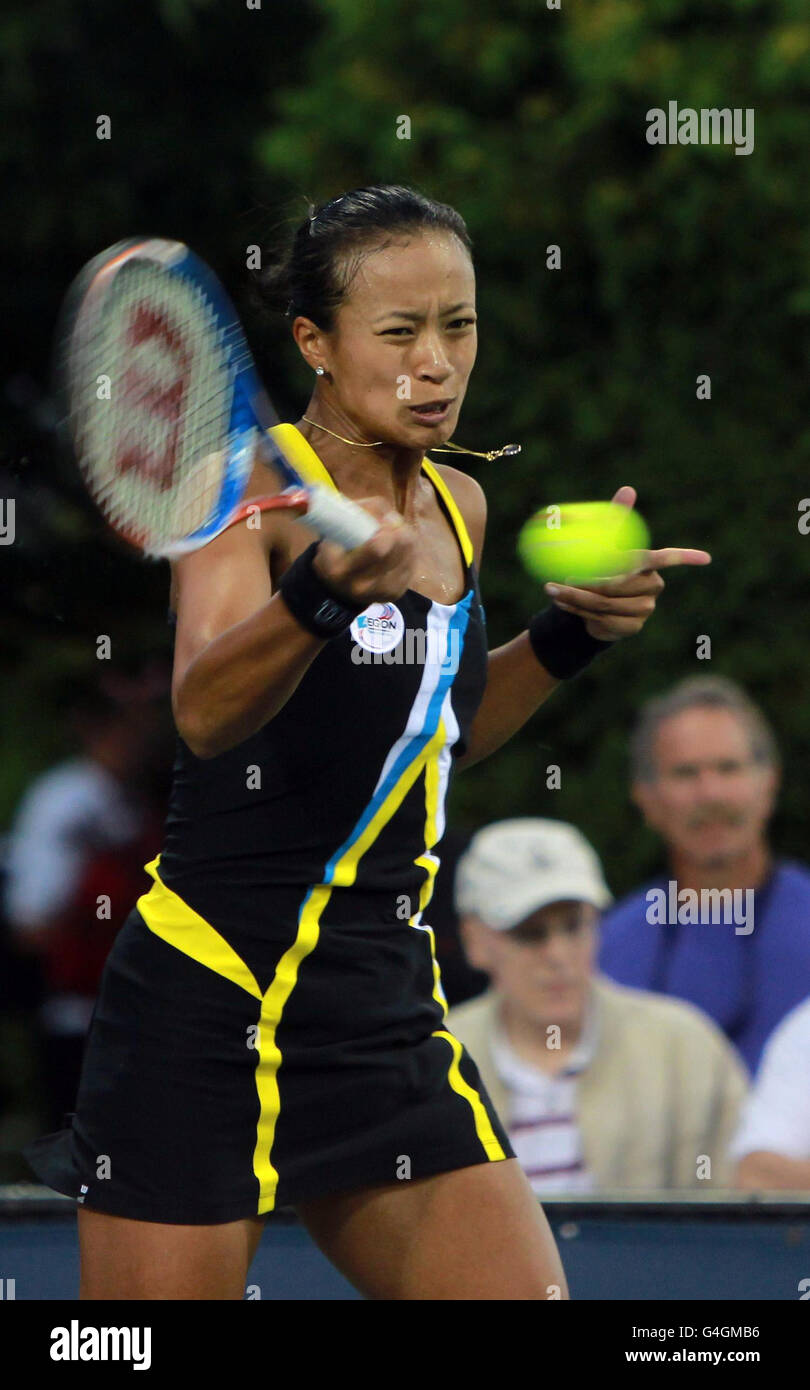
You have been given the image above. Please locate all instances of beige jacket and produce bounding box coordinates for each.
[446,974,749,1191]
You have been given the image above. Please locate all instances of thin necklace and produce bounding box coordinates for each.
[300,415,520,462]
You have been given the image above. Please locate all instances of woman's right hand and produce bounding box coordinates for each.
[311,496,417,606]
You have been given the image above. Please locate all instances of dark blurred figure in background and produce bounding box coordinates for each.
[599,677,810,1073]
[2,662,172,1132]
[0,862,43,1179]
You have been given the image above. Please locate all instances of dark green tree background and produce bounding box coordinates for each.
[1,0,320,808]
[3,0,809,896]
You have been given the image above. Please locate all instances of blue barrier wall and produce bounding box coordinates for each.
[1,1197,808,1300]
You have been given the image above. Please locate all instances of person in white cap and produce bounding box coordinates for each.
[448,818,748,1193]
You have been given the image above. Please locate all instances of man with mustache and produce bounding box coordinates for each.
[598,676,810,1072]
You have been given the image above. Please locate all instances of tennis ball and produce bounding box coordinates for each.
[517,501,650,584]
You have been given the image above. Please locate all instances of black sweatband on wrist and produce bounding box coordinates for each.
[528,604,615,680]
[278,542,366,639]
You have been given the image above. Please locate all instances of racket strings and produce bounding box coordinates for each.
[76,261,236,550]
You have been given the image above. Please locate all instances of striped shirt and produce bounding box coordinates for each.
[490,1003,598,1194]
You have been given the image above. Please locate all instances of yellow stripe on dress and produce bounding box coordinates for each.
[329,723,447,889]
[268,423,338,491]
[137,857,262,999]
[252,883,331,1209]
[252,718,452,1212]
[136,855,326,1212]
[421,457,474,568]
[432,1029,507,1160]
[412,727,505,1162]
[268,423,475,571]
[412,720,447,1015]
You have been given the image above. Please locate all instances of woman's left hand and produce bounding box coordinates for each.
[544,486,712,642]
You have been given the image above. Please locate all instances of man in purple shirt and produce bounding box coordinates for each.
[598,675,810,1073]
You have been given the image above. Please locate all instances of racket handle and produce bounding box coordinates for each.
[304,483,380,549]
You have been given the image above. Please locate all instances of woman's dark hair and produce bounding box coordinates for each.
[254,184,473,332]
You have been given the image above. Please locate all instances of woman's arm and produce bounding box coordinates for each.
[735,1150,810,1191]
[456,634,561,769]
[171,517,326,759]
[171,496,414,759]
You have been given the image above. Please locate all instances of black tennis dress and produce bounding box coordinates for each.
[24,424,514,1222]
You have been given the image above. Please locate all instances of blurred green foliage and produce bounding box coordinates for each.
[3,0,810,894]
[0,0,320,822]
[253,0,810,890]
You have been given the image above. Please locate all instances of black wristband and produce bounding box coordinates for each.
[528,604,615,679]
[279,542,366,639]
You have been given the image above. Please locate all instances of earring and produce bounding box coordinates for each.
[315,366,325,376]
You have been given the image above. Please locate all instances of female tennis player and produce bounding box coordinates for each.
[27,184,710,1299]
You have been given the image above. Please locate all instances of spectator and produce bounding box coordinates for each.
[730,996,810,1191]
[448,818,748,1193]
[0,834,45,1178]
[598,676,810,1073]
[3,667,169,1129]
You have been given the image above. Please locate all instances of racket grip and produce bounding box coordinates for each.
[304,484,380,549]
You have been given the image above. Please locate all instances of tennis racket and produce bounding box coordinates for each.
[54,236,380,559]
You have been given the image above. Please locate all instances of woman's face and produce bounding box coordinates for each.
[321,230,477,446]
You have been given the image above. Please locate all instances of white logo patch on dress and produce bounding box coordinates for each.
[350,602,406,654]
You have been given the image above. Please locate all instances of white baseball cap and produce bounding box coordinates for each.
[454,818,613,931]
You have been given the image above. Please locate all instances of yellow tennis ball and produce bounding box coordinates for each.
[517,501,650,584]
